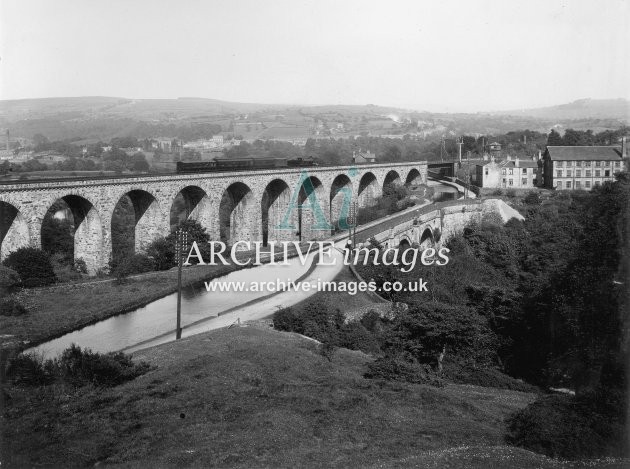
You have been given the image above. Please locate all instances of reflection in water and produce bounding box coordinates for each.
[29,256,311,360]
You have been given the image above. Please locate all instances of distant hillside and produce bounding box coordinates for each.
[0,96,289,121]
[1,96,627,142]
[492,98,630,121]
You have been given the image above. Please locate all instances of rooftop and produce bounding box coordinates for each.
[545,146,623,161]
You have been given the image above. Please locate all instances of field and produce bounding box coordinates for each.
[2,325,547,468]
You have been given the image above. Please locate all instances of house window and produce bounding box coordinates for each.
[566,181,571,188]
[509,169,513,175]
[502,178,506,186]
[615,161,620,167]
[585,161,591,167]
[522,178,527,186]
[595,161,601,167]
[566,170,572,177]
[595,170,600,177]
[576,170,581,177]
[576,161,582,167]
[522,168,527,174]
[508,179,513,186]
[575,181,581,188]
[586,170,591,177]
[585,181,591,188]
[556,170,563,178]
[605,161,610,166]
[501,169,506,175]
[605,170,610,177]
[485,169,488,175]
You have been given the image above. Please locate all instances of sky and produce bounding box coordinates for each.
[1,0,629,113]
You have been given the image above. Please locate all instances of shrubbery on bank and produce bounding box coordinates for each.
[6,344,151,387]
[2,247,57,287]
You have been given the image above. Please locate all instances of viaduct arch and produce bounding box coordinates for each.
[0,162,427,273]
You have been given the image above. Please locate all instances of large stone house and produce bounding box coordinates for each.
[542,142,626,191]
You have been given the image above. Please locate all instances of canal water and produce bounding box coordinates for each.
[28,251,319,359]
[428,180,459,202]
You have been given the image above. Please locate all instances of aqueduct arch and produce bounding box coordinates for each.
[41,194,104,274]
[297,175,329,241]
[261,179,292,246]
[329,174,353,234]
[112,189,165,262]
[357,172,380,208]
[383,170,402,195]
[405,168,422,186]
[0,201,30,261]
[219,182,255,245]
[419,227,434,249]
[170,185,211,232]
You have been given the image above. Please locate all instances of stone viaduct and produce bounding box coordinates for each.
[0,162,426,273]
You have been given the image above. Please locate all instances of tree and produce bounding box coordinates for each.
[130,152,149,172]
[3,247,56,287]
[146,237,175,270]
[547,129,563,146]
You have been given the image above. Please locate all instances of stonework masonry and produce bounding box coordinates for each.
[0,162,427,274]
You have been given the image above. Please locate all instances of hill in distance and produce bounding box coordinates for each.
[489,98,630,121]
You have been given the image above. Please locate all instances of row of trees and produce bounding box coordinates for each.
[547,126,629,146]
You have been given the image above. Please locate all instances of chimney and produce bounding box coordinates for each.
[515,157,519,167]
[622,136,627,158]
[506,155,511,161]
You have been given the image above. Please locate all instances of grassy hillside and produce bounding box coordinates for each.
[492,98,630,121]
[5,325,611,468]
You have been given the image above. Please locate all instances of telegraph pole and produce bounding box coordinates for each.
[175,229,188,340]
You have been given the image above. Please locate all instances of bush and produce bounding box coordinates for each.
[505,188,517,198]
[523,191,542,205]
[112,253,155,279]
[365,353,443,386]
[146,237,175,270]
[57,344,151,387]
[0,265,21,294]
[338,321,381,354]
[491,189,504,196]
[0,297,27,316]
[2,247,56,287]
[6,344,151,388]
[5,353,55,386]
[273,307,303,333]
[506,391,626,458]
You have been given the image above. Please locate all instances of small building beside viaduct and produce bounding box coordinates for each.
[0,162,426,273]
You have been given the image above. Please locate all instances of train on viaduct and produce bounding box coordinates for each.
[0,162,426,274]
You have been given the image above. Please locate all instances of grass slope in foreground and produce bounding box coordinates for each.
[6,325,621,468]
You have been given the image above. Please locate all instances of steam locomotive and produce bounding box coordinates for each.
[176,157,317,174]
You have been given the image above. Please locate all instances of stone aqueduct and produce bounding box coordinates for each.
[0,162,426,273]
